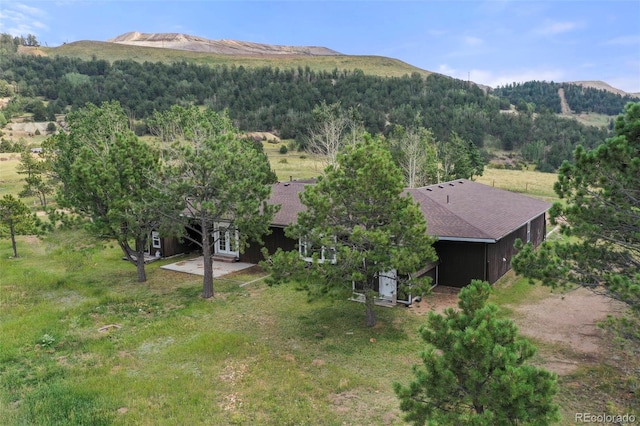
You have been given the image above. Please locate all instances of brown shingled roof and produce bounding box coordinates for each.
[269,181,310,227]
[267,179,551,241]
[407,179,551,241]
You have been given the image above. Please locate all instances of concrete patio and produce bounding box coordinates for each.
[161,256,255,277]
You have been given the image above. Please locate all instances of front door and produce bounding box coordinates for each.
[214,225,239,257]
[378,269,397,301]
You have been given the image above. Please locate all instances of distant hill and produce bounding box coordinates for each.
[35,40,430,80]
[20,32,637,99]
[108,32,342,56]
[570,80,640,98]
[492,80,639,116]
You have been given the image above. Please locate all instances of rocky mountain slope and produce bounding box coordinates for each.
[108,32,342,56]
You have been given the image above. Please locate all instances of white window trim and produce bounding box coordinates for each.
[151,231,161,249]
[214,223,240,256]
[299,236,336,264]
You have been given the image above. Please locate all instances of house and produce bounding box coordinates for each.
[151,179,550,303]
[144,180,309,261]
[245,179,549,303]
[405,180,549,288]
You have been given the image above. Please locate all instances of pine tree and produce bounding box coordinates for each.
[265,136,437,327]
[394,280,559,425]
[0,195,36,257]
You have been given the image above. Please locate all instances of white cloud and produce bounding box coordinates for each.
[601,35,640,46]
[534,20,582,36]
[437,64,458,76]
[441,67,566,89]
[428,29,447,37]
[0,3,48,36]
[14,3,46,18]
[463,36,484,47]
[489,70,567,87]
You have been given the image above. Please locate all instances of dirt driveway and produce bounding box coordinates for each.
[511,286,627,375]
[409,280,626,376]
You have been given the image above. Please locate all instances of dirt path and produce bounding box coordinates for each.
[558,88,572,115]
[409,283,626,376]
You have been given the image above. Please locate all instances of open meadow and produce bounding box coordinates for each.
[1,145,638,425]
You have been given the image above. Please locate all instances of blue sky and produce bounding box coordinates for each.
[1,1,639,93]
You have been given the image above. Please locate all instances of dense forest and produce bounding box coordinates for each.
[0,33,631,171]
[493,80,638,115]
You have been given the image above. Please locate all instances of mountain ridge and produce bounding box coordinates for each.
[569,80,639,98]
[18,31,638,98]
[108,31,342,56]
[105,32,637,97]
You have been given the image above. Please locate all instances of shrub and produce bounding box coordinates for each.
[39,334,56,348]
[279,145,288,154]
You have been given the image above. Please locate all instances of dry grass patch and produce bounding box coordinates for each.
[477,167,559,201]
[43,41,430,79]
[262,141,325,180]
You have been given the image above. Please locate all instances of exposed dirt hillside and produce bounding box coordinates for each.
[570,80,640,98]
[557,87,572,114]
[108,32,342,56]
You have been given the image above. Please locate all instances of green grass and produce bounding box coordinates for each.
[0,230,428,425]
[489,272,555,308]
[0,154,22,198]
[568,112,612,129]
[262,141,325,181]
[3,229,639,424]
[36,41,431,79]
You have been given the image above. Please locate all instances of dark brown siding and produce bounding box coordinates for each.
[434,241,486,288]
[530,213,546,247]
[144,236,195,258]
[160,237,194,257]
[240,226,297,264]
[487,225,527,283]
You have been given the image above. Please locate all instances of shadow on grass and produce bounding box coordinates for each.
[292,299,411,346]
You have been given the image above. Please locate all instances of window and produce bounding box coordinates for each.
[151,231,161,249]
[214,224,239,256]
[526,221,531,243]
[299,236,336,264]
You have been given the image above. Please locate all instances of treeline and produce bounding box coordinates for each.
[0,33,40,54]
[0,49,615,171]
[493,80,638,115]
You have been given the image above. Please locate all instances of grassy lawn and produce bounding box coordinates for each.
[2,231,638,425]
[0,154,22,198]
[0,231,429,425]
